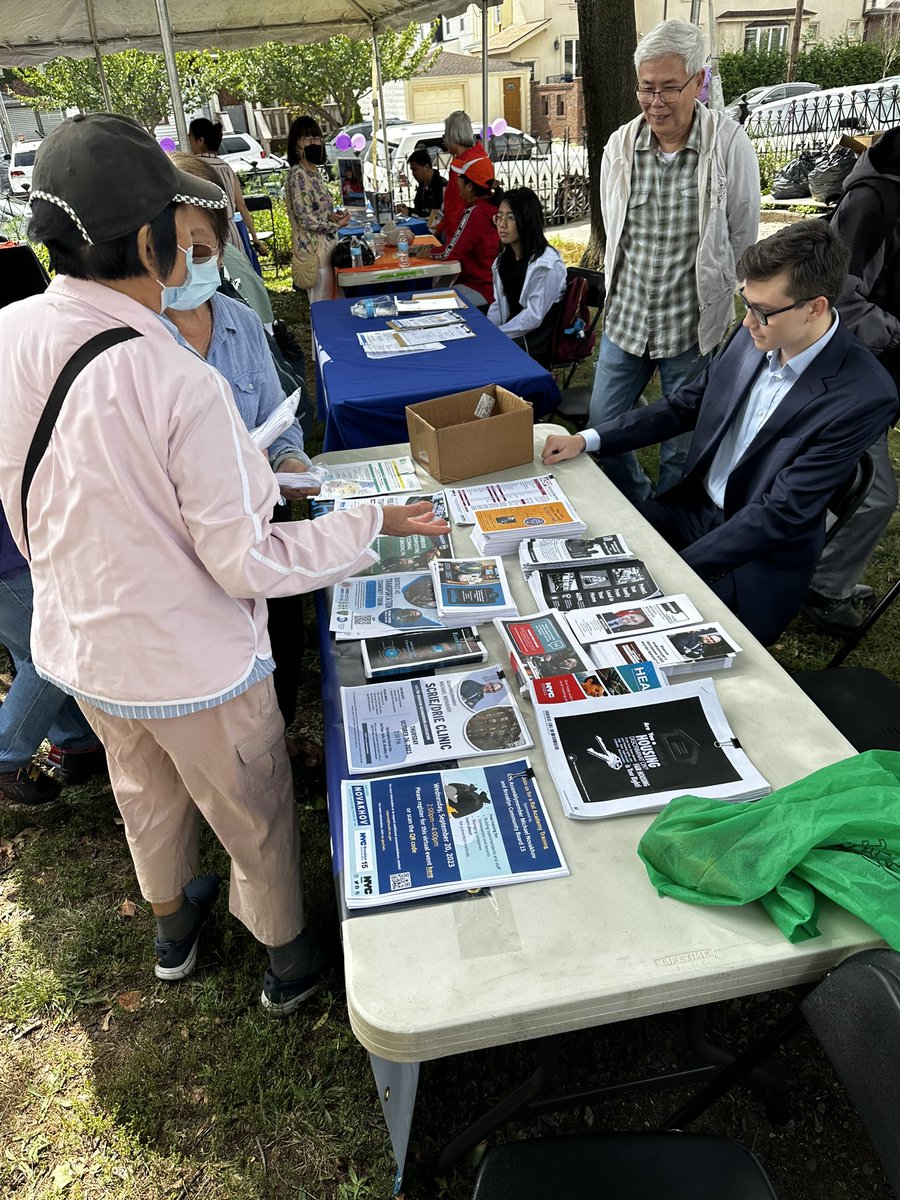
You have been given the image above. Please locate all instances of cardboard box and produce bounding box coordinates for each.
[839,131,884,155]
[406,385,534,484]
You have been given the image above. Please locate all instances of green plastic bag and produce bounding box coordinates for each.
[637,749,900,947]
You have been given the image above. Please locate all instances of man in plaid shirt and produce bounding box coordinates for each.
[589,19,760,504]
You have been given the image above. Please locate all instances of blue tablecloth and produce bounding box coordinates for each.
[338,216,429,240]
[312,295,563,452]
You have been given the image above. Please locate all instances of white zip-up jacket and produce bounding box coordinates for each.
[488,246,568,338]
[601,104,760,356]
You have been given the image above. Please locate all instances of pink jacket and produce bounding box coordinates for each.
[0,276,382,710]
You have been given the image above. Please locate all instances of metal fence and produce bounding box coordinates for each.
[746,84,900,153]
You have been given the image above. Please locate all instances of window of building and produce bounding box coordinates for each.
[805,21,820,41]
[847,19,862,40]
[563,36,581,77]
[556,94,566,117]
[541,95,550,116]
[522,59,537,81]
[743,24,788,53]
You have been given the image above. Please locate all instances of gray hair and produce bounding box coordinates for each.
[444,110,475,149]
[634,19,706,79]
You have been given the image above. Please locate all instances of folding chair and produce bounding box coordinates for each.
[244,193,280,273]
[542,267,605,430]
[472,949,900,1200]
[823,449,876,546]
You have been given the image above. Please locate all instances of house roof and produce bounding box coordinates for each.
[421,50,528,77]
[468,19,552,56]
[718,8,817,18]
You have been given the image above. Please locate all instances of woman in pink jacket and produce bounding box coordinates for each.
[0,114,447,1015]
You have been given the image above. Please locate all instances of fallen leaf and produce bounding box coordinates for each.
[118,899,136,919]
[100,1010,113,1032]
[116,990,142,1013]
[51,1160,84,1191]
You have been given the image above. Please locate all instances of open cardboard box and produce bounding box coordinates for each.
[406,384,534,484]
[838,131,885,155]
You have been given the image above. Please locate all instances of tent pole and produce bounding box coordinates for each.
[85,0,112,111]
[481,0,489,138]
[153,0,189,148]
[372,23,395,220]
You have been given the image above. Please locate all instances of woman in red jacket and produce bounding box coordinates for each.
[432,157,501,305]
[435,110,489,244]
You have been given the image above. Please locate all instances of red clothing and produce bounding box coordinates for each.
[436,197,500,304]
[437,142,489,243]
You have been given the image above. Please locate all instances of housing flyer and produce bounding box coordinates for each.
[341,758,569,908]
[340,667,532,774]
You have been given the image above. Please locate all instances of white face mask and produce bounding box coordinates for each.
[163,255,221,311]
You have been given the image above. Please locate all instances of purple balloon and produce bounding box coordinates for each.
[485,124,494,139]
[334,133,352,151]
[158,136,176,153]
[492,116,508,136]
[350,133,367,151]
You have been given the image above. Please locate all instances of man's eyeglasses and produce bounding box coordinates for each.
[635,78,695,105]
[493,212,517,226]
[738,288,812,326]
[191,242,218,265]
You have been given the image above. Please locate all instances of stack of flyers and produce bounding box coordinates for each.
[494,610,595,693]
[471,500,587,556]
[316,456,422,499]
[529,662,666,705]
[590,623,742,679]
[445,474,569,525]
[564,594,703,644]
[518,533,634,574]
[429,557,518,624]
[361,627,488,679]
[330,572,442,639]
[527,561,661,611]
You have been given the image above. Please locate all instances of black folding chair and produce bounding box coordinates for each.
[472,950,900,1200]
[244,193,280,273]
[823,449,876,546]
[542,267,605,430]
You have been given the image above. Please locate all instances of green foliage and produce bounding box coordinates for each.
[718,36,888,105]
[221,24,441,129]
[13,50,227,132]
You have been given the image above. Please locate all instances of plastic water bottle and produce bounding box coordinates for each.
[349,236,363,269]
[396,231,410,268]
[363,221,376,257]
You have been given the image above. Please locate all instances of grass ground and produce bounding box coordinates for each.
[1,262,898,1200]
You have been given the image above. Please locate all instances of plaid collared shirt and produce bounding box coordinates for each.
[605,116,702,359]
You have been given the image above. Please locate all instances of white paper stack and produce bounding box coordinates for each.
[470,499,587,556]
[429,557,518,624]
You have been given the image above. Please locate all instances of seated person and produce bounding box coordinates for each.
[487,187,567,362]
[398,148,446,223]
[428,157,501,305]
[541,221,900,646]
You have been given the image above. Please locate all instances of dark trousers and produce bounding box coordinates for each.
[267,503,306,726]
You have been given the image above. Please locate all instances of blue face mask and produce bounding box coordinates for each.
[163,251,221,312]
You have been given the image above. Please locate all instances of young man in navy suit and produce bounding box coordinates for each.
[542,221,899,645]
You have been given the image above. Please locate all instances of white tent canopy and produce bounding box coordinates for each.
[0,0,471,67]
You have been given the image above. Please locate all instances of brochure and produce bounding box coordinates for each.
[330,572,442,638]
[529,662,666,705]
[342,758,569,908]
[494,610,595,692]
[531,677,770,820]
[445,474,569,525]
[471,501,587,556]
[318,456,422,498]
[589,622,742,678]
[564,594,703,644]
[395,291,464,313]
[429,557,518,623]
[340,666,533,774]
[518,533,634,574]
[527,561,661,611]
[357,531,453,579]
[361,627,488,679]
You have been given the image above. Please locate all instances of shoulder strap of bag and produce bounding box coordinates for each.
[21,326,142,554]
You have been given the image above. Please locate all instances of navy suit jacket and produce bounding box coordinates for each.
[594,321,898,639]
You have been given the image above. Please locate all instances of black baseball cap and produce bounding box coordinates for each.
[30,112,228,245]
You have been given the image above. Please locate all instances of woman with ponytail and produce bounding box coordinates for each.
[429,156,501,306]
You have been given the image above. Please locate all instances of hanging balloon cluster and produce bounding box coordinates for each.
[158,137,177,153]
[333,133,352,151]
[334,132,368,152]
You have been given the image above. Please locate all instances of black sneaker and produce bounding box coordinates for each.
[154,874,221,982]
[46,742,107,785]
[261,934,328,1016]
[0,766,61,806]
[802,590,865,634]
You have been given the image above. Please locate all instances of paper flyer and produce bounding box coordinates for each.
[330,573,442,638]
[340,666,532,774]
[361,628,487,678]
[564,595,703,644]
[342,758,569,908]
[494,610,595,689]
[318,456,422,498]
[529,561,661,611]
[590,623,742,677]
[445,474,569,525]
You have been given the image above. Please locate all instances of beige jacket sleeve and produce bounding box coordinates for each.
[167,367,382,599]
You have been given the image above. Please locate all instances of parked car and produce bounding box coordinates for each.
[4,139,42,195]
[724,82,819,122]
[747,81,898,151]
[382,121,538,174]
[217,132,285,172]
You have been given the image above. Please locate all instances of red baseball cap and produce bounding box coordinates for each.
[451,157,496,189]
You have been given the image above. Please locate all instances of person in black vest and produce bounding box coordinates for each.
[398,148,446,222]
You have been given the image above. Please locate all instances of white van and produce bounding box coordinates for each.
[6,140,42,195]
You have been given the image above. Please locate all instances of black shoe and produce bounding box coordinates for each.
[802,590,865,634]
[45,742,107,785]
[261,933,328,1016]
[0,766,61,806]
[851,584,877,608]
[154,874,221,982]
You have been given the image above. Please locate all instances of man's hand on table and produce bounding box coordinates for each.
[380,501,451,538]
[541,433,587,465]
[278,458,320,500]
